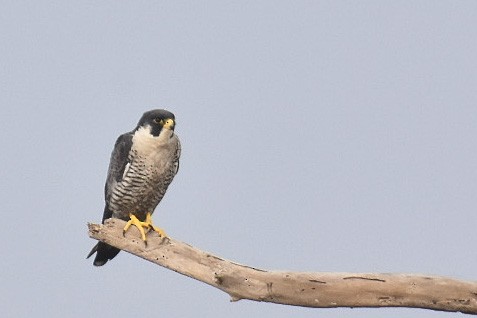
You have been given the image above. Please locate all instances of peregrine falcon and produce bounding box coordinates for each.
[87,109,181,266]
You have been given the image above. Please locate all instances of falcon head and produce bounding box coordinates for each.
[136,109,176,137]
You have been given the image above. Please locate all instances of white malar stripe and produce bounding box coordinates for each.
[131,125,179,170]
[132,125,175,155]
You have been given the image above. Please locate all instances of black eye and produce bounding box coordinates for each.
[153,118,162,124]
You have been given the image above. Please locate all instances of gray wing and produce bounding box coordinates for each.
[101,132,133,222]
[173,136,181,175]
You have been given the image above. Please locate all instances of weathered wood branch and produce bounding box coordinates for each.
[88,219,477,314]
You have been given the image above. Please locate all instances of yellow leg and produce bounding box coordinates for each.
[123,213,168,245]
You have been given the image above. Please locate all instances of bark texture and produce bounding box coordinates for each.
[88,219,477,315]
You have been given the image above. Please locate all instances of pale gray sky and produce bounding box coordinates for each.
[2,1,477,317]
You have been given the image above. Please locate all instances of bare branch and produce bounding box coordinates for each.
[88,219,477,315]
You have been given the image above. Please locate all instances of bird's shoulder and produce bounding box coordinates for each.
[104,132,133,194]
[114,132,134,156]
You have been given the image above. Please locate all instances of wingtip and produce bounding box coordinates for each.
[86,243,108,265]
[86,243,99,259]
[93,260,108,266]
[87,242,121,266]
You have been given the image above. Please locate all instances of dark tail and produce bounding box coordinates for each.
[86,241,121,266]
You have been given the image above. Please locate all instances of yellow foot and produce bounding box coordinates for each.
[123,212,168,246]
[144,212,167,238]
